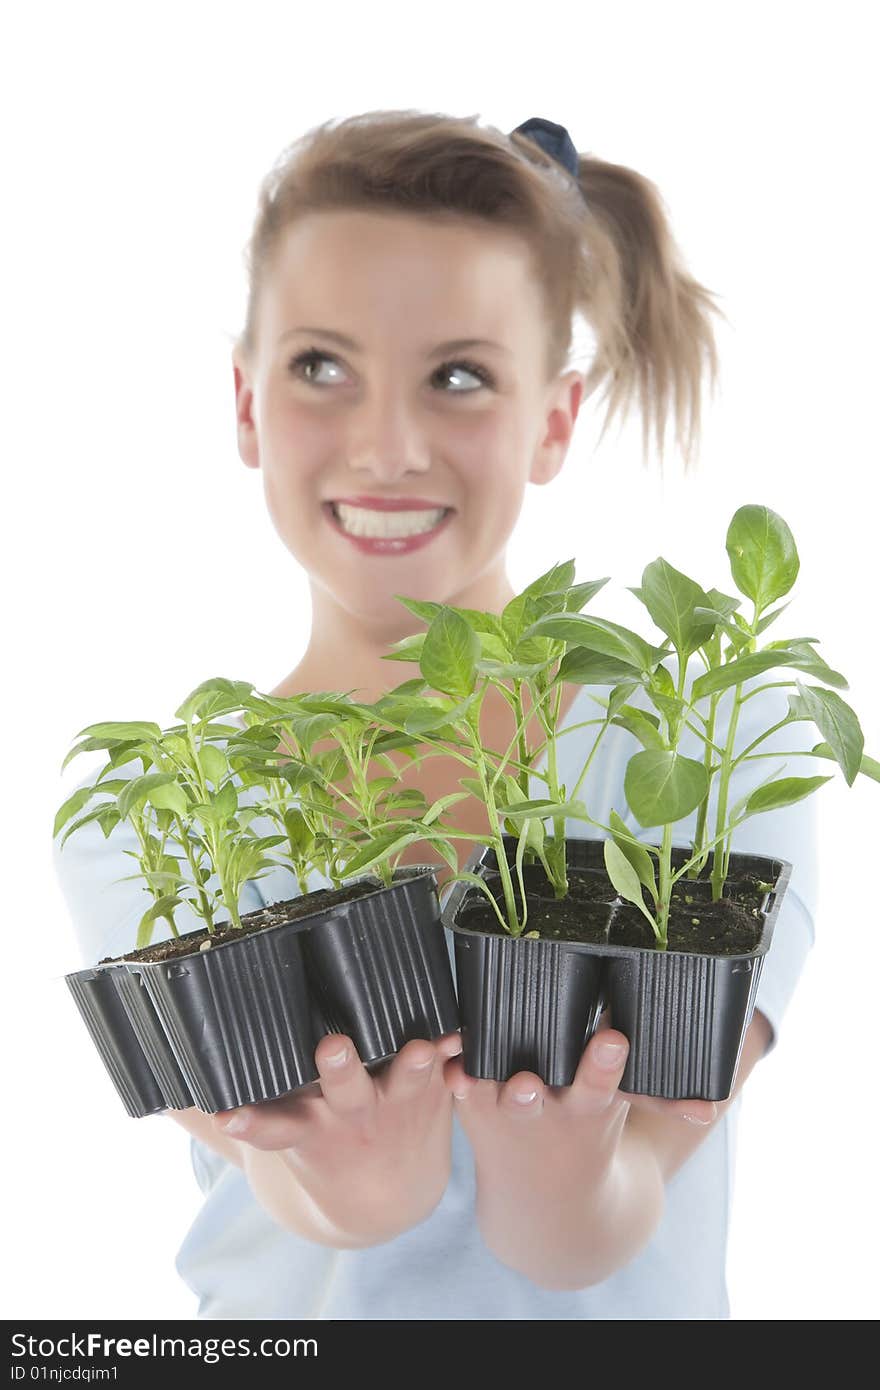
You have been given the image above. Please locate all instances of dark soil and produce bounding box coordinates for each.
[609,897,763,955]
[98,878,381,966]
[456,866,771,954]
[456,869,613,945]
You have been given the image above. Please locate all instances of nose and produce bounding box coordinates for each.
[347,382,431,483]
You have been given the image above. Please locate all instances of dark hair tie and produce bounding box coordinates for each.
[511,116,584,200]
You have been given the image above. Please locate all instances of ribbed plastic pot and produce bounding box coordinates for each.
[603,846,791,1100]
[134,913,321,1114]
[301,864,460,1066]
[442,835,792,1099]
[65,962,192,1118]
[441,847,609,1087]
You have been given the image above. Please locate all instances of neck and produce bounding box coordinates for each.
[283,564,518,702]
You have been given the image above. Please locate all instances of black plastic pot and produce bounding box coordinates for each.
[131,912,321,1113]
[65,963,192,1118]
[301,864,461,1066]
[441,835,792,1100]
[66,864,460,1116]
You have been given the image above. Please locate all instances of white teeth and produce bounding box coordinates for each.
[333,504,447,538]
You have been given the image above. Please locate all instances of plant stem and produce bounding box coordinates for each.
[689,691,719,877]
[464,712,521,936]
[657,823,673,949]
[710,686,744,900]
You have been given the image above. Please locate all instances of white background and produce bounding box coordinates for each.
[3,0,877,1321]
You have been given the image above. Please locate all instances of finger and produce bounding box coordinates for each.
[382,1039,442,1104]
[626,1091,719,1126]
[567,1028,630,1118]
[435,1031,463,1060]
[314,1033,376,1117]
[442,1054,479,1102]
[498,1071,545,1118]
[212,1091,315,1151]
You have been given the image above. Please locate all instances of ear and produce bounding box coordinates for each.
[528,370,585,486]
[232,348,260,470]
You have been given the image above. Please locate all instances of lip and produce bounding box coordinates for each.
[328,495,453,511]
[323,501,454,555]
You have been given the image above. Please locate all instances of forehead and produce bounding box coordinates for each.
[260,210,544,347]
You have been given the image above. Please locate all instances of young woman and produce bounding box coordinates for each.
[55,110,817,1318]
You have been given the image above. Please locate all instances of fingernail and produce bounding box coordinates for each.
[513,1089,538,1105]
[683,1112,712,1126]
[452,1089,469,1101]
[324,1047,349,1067]
[595,1041,626,1069]
[219,1112,249,1135]
[413,1056,434,1069]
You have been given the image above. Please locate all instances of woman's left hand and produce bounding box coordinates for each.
[442,1020,717,1185]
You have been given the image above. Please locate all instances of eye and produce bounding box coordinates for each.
[287,349,495,392]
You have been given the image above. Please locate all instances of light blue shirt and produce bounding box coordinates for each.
[53,668,817,1318]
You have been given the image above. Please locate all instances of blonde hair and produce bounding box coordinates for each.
[235,109,725,472]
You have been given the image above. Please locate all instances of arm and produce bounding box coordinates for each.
[444,1009,771,1291]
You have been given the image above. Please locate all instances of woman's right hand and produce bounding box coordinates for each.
[207,1031,463,1247]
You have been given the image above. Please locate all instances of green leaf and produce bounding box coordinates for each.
[342,830,419,877]
[117,773,179,822]
[624,750,710,827]
[403,691,482,734]
[420,608,480,700]
[367,776,399,795]
[419,835,459,872]
[609,706,665,751]
[386,676,430,698]
[555,648,643,687]
[500,562,575,648]
[135,895,182,949]
[475,632,514,664]
[692,607,751,652]
[460,777,486,800]
[650,664,676,697]
[810,742,880,784]
[423,791,471,826]
[384,789,429,811]
[755,601,792,634]
[523,614,665,673]
[704,588,741,618]
[791,682,864,786]
[146,780,189,818]
[496,798,590,822]
[382,633,426,664]
[395,596,506,640]
[603,839,657,927]
[745,775,833,815]
[638,557,716,656]
[692,648,827,700]
[58,802,121,850]
[175,677,254,726]
[73,720,162,743]
[608,809,658,905]
[199,743,229,787]
[476,658,555,681]
[61,737,147,775]
[726,505,800,611]
[607,682,641,718]
[765,641,848,689]
[557,577,611,612]
[53,786,97,839]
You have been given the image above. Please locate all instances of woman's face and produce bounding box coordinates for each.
[233,209,583,623]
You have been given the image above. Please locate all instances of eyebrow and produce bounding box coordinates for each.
[278,327,512,357]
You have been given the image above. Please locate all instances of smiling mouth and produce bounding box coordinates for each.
[327,501,454,538]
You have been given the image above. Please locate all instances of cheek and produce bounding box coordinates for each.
[455,420,532,513]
